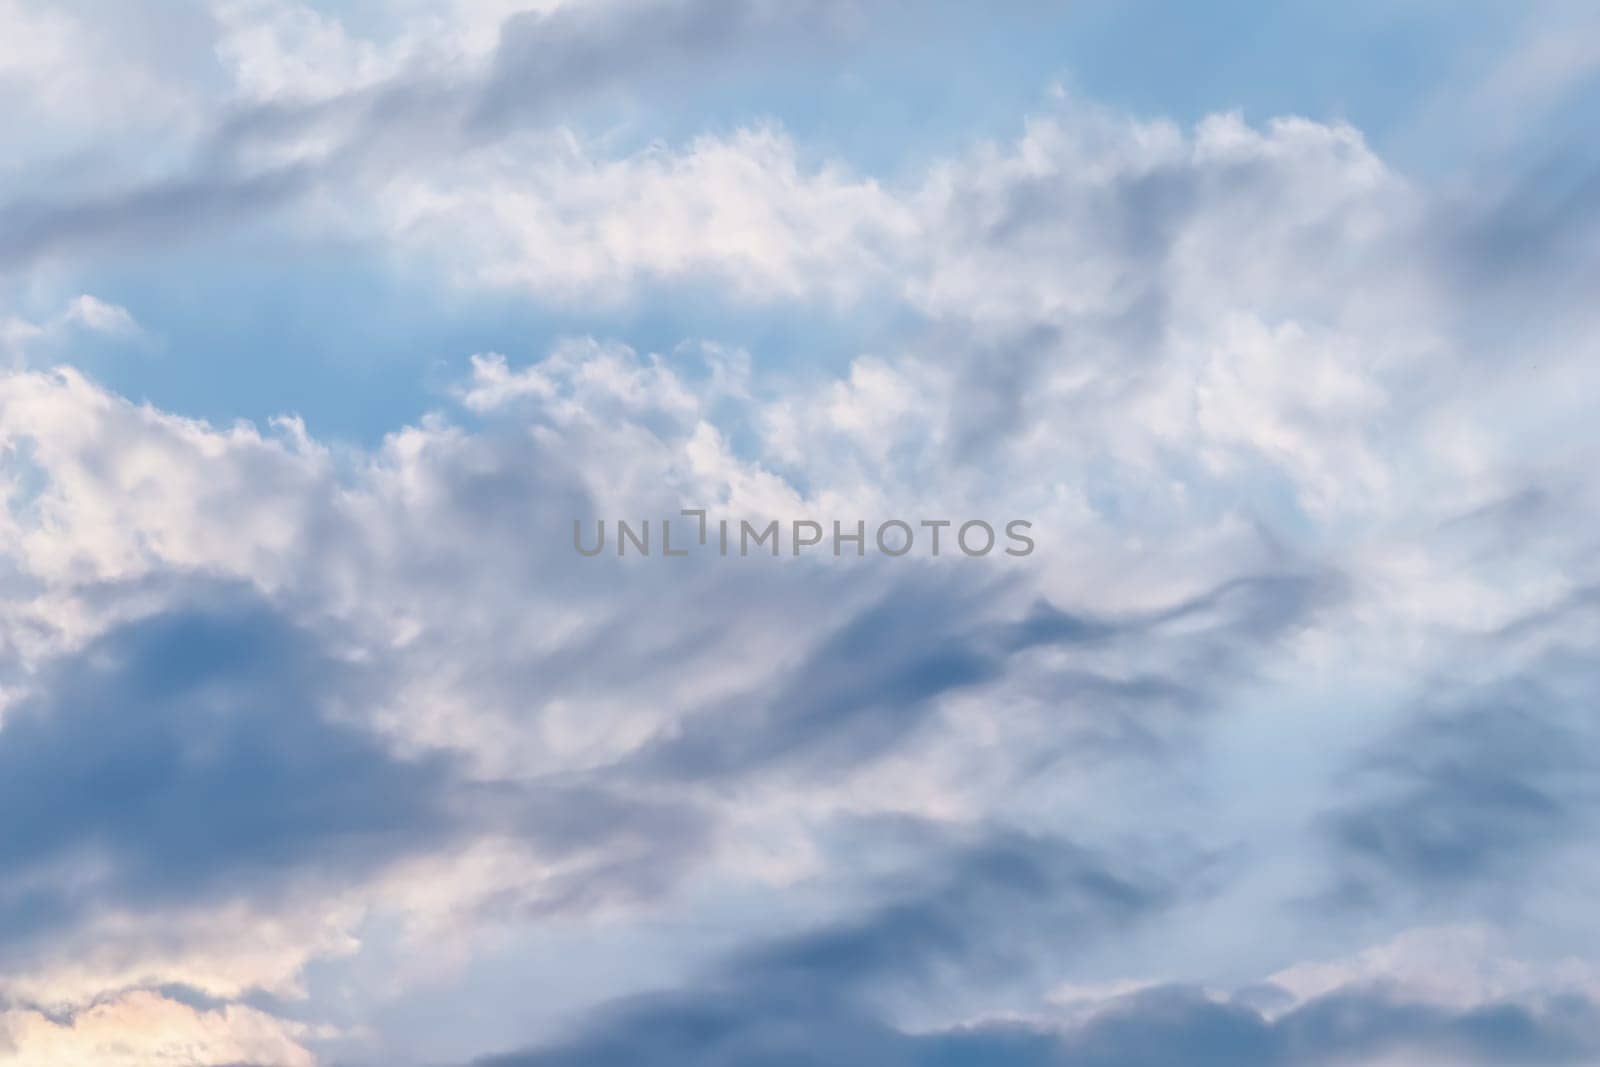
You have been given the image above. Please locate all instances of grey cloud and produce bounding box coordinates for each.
[1436,154,1600,316]
[0,585,458,929]
[471,882,1600,1067]
[0,165,315,271]
[727,828,1165,998]
[473,0,860,134]
[1057,986,1600,1067]
[634,578,1009,779]
[635,570,1334,781]
[1279,492,1600,914]
[1320,674,1599,907]
[0,582,710,957]
[473,987,1600,1067]
[473,825,1176,1066]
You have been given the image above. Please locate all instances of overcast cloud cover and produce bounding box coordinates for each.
[3,1,1600,1064]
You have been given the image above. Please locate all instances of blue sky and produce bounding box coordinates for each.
[4,2,1600,1065]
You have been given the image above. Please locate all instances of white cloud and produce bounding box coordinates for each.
[4,15,1600,1057]
[215,0,407,102]
[1,296,147,366]
[59,295,141,338]
[381,124,914,303]
[0,991,317,1067]
[1268,926,1600,1014]
[0,0,213,142]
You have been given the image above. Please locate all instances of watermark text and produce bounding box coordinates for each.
[573,511,1035,558]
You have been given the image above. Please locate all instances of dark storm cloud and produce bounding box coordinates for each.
[1319,672,1599,907]
[0,583,709,950]
[472,825,1181,1067]
[0,552,1317,964]
[1053,986,1600,1067]
[0,588,457,923]
[469,824,1600,1067]
[635,579,1009,778]
[474,987,1600,1067]
[728,829,1165,997]
[637,570,1334,781]
[1303,522,1600,909]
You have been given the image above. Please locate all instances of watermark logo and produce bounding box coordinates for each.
[574,510,1034,558]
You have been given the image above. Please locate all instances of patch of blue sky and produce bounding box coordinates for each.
[59,226,908,446]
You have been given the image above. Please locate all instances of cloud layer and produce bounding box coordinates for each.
[4,1,1600,1065]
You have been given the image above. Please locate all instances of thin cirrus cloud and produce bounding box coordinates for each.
[0,0,865,274]
[3,2,1600,1066]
